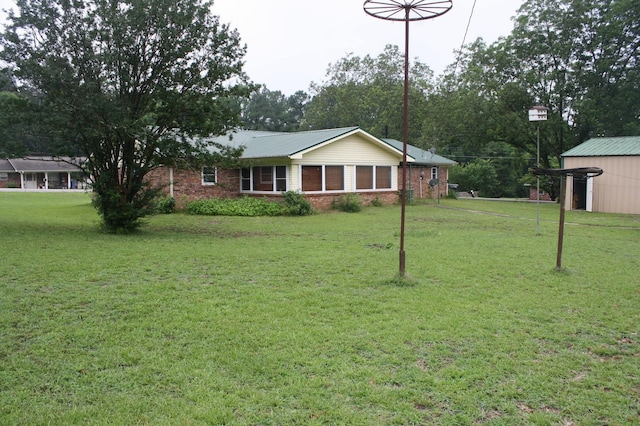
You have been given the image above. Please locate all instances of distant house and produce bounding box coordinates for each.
[561,136,640,214]
[0,157,87,190]
[148,127,456,209]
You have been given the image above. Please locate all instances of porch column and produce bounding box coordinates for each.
[169,167,174,198]
[20,172,25,189]
[44,172,49,189]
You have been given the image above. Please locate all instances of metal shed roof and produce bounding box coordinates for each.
[562,136,640,157]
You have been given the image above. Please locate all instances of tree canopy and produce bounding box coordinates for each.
[303,45,433,142]
[2,0,637,207]
[241,86,308,132]
[1,0,253,232]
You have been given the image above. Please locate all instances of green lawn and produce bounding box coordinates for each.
[1,193,639,425]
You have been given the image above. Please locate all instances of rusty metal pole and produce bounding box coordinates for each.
[399,9,410,275]
[556,175,566,270]
[363,0,452,277]
[531,166,602,270]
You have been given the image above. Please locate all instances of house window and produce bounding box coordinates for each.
[243,166,288,192]
[0,173,8,181]
[357,165,391,190]
[325,166,344,191]
[202,166,217,185]
[431,167,438,180]
[260,166,272,184]
[302,166,322,191]
[275,166,287,191]
[301,165,344,192]
[376,166,392,189]
[356,166,373,190]
[241,168,251,191]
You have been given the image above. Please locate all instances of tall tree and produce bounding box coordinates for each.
[241,86,308,132]
[304,45,433,143]
[428,0,638,199]
[571,0,640,138]
[1,0,253,232]
[0,92,30,157]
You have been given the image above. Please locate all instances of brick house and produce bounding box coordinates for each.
[0,157,87,189]
[148,127,456,209]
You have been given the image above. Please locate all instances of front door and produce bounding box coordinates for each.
[23,173,38,189]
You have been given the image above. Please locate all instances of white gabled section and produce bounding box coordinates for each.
[291,128,414,164]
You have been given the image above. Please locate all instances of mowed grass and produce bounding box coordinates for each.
[1,192,639,425]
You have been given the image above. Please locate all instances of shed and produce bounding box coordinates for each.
[561,136,640,214]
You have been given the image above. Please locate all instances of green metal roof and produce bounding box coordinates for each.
[382,139,457,166]
[205,128,457,165]
[562,136,640,157]
[241,127,362,159]
[210,127,404,160]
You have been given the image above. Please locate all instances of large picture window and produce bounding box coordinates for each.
[302,165,345,192]
[242,166,287,192]
[357,165,391,190]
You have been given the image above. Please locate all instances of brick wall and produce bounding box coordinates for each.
[0,173,21,188]
[400,166,450,200]
[147,166,429,210]
[147,167,240,209]
[305,191,400,210]
[528,187,552,201]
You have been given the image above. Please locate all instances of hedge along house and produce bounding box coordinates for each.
[561,136,640,214]
[149,127,456,209]
[0,157,87,190]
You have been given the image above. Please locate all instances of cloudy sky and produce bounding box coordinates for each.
[0,0,524,95]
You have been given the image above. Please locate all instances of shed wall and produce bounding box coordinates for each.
[563,156,640,214]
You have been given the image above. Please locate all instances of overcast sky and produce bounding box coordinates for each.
[1,0,524,95]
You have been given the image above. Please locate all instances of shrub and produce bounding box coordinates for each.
[187,197,287,217]
[370,197,384,207]
[155,196,176,214]
[282,191,313,216]
[333,193,362,212]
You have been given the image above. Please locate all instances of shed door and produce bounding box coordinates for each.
[586,174,594,212]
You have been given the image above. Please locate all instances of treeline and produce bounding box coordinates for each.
[2,0,638,198]
[240,0,639,197]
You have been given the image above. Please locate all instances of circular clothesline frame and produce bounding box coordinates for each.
[530,166,604,270]
[364,0,453,22]
[363,0,452,277]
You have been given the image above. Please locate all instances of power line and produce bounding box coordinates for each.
[452,0,478,76]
